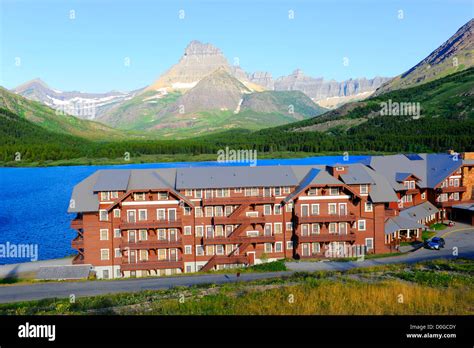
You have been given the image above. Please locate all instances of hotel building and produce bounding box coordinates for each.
[69,152,474,279]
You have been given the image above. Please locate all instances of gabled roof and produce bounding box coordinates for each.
[68,172,101,213]
[340,164,376,185]
[395,172,414,182]
[384,216,426,235]
[399,201,439,221]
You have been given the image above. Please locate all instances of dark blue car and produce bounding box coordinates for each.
[425,237,446,250]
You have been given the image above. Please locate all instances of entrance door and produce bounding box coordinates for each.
[302,243,310,257]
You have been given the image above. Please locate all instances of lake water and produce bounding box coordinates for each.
[0,155,371,264]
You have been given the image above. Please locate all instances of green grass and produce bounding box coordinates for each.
[0,258,471,315]
[429,223,447,231]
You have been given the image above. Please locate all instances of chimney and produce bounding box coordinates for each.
[328,165,348,179]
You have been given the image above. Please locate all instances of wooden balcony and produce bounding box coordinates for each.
[296,213,357,224]
[119,219,182,230]
[121,259,183,271]
[120,239,182,249]
[71,236,84,249]
[70,218,83,230]
[213,215,268,225]
[439,186,467,193]
[201,235,275,245]
[298,232,356,243]
[202,196,277,206]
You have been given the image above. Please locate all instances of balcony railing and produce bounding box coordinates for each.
[213,215,268,225]
[119,219,182,230]
[296,213,357,224]
[201,235,275,245]
[120,258,183,271]
[202,195,277,205]
[71,236,84,249]
[298,232,356,243]
[70,218,83,230]
[120,239,182,249]
[439,186,467,193]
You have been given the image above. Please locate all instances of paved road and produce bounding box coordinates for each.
[0,224,471,304]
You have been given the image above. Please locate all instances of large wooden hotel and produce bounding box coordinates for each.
[69,152,474,279]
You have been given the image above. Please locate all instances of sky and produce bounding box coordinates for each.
[1,0,472,92]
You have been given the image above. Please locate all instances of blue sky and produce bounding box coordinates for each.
[1,0,472,92]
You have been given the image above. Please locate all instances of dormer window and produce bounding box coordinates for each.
[404,181,415,189]
[308,188,318,196]
[158,192,168,200]
[329,187,339,196]
[336,166,345,171]
[185,189,193,197]
[110,191,119,199]
[100,192,110,201]
[134,193,146,201]
[360,184,369,195]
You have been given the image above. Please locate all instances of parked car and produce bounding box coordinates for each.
[425,237,446,250]
[448,221,456,227]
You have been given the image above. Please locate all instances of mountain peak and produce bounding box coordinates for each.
[14,78,50,92]
[184,40,222,56]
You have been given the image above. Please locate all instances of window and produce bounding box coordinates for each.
[251,187,259,196]
[274,187,281,196]
[264,224,272,236]
[311,224,320,234]
[158,192,168,200]
[114,248,121,258]
[365,238,374,250]
[215,225,224,237]
[214,206,223,217]
[330,187,339,196]
[185,245,192,255]
[157,229,166,241]
[157,249,167,260]
[110,191,118,199]
[138,209,147,221]
[328,203,337,215]
[206,245,215,256]
[312,243,321,253]
[215,189,225,198]
[339,222,347,235]
[453,178,460,187]
[139,229,147,241]
[274,204,282,215]
[134,193,145,201]
[358,220,366,231]
[360,184,369,194]
[328,223,337,234]
[216,245,224,255]
[286,202,293,213]
[264,243,273,253]
[234,188,242,193]
[184,226,192,235]
[421,192,426,200]
[114,229,121,238]
[195,207,203,218]
[184,207,191,216]
[263,187,272,197]
[205,206,214,217]
[311,204,320,215]
[286,241,293,250]
[100,229,109,241]
[185,189,193,197]
[195,189,203,199]
[225,206,233,216]
[139,250,148,261]
[225,225,233,236]
[301,224,309,236]
[286,222,293,231]
[308,188,317,196]
[100,249,109,261]
[100,192,110,201]
[195,226,204,237]
[402,194,413,203]
[157,209,166,221]
[264,205,272,215]
[206,226,214,238]
[168,209,177,221]
[113,209,121,218]
[283,187,290,194]
[99,210,108,221]
[274,223,282,234]
[453,192,460,200]
[365,202,373,212]
[275,242,283,253]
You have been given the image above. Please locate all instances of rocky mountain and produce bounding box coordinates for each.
[270,69,390,105]
[375,19,473,94]
[146,40,264,93]
[13,79,142,120]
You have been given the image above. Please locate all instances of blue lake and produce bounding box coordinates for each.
[0,155,371,264]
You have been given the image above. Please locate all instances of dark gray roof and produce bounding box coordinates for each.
[93,170,130,192]
[395,172,412,182]
[452,203,474,212]
[128,169,175,190]
[175,166,299,189]
[384,216,426,235]
[399,201,439,221]
[340,164,376,185]
[359,165,398,203]
[68,172,100,213]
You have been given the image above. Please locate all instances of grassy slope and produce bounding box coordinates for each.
[0,258,472,315]
[0,87,124,140]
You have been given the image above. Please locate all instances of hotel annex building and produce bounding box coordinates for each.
[69,152,474,279]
